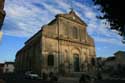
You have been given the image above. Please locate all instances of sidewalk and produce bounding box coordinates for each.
[58,77,79,83]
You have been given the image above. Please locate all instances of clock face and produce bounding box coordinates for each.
[73,16,75,20]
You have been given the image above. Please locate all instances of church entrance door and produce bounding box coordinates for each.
[73,54,80,72]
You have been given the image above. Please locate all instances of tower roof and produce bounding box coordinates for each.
[114,51,125,55]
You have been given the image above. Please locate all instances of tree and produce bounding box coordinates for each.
[93,0,125,43]
[0,0,6,30]
[0,0,6,41]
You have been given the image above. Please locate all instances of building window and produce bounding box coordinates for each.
[48,54,54,66]
[72,27,78,39]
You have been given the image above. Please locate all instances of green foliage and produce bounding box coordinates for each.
[93,0,125,38]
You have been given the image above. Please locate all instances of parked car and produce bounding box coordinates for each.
[25,71,40,80]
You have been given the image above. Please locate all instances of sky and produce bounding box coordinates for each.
[0,0,125,63]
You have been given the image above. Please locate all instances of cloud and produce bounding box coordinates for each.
[94,36,123,46]
[54,0,70,10]
[41,2,63,14]
[3,0,70,38]
[3,0,124,47]
[74,1,96,20]
[4,0,96,38]
[73,1,124,46]
[3,0,54,37]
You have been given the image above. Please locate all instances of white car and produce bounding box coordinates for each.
[25,71,39,79]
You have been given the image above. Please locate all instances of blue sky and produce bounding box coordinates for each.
[0,0,125,63]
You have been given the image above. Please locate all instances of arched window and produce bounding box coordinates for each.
[72,27,78,39]
[48,54,54,66]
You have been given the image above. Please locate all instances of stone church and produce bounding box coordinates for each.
[15,10,96,75]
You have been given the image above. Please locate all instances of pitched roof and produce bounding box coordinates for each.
[4,62,14,64]
[56,9,87,26]
[114,51,125,55]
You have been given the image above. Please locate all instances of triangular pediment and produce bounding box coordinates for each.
[57,9,87,26]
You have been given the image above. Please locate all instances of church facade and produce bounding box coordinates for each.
[15,10,96,75]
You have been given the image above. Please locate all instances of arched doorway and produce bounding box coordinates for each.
[73,54,80,72]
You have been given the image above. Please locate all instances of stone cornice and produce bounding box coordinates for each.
[43,34,94,47]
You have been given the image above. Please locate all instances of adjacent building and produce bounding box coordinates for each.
[97,51,125,79]
[3,62,15,73]
[0,62,15,74]
[15,10,96,75]
[0,63,4,74]
[104,51,125,67]
[114,51,125,64]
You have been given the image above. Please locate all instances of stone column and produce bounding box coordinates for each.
[80,48,85,72]
[69,47,73,72]
[54,52,58,73]
[42,52,47,69]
